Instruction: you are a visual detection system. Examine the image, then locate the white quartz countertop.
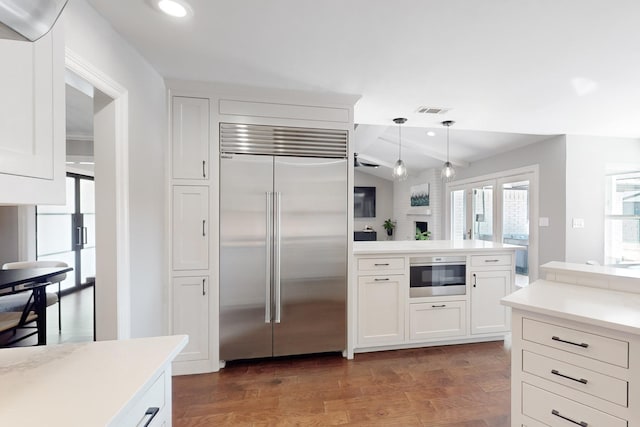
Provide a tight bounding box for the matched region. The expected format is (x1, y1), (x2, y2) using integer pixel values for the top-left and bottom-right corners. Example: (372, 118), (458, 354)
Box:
(353, 239), (524, 255)
(502, 280), (640, 335)
(0, 335), (188, 426)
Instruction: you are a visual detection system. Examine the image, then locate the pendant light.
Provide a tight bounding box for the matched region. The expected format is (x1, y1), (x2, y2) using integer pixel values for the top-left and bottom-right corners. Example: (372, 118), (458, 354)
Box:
(441, 120), (456, 181)
(392, 117), (408, 181)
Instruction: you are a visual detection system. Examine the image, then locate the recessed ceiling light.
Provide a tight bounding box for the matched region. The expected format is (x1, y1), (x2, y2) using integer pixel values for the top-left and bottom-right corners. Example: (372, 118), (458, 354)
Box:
(427, 131), (436, 137)
(157, 0), (192, 18)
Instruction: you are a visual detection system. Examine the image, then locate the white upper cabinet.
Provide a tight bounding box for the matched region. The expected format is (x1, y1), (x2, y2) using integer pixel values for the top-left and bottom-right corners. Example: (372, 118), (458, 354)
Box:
(0, 23), (65, 204)
(172, 96), (210, 180)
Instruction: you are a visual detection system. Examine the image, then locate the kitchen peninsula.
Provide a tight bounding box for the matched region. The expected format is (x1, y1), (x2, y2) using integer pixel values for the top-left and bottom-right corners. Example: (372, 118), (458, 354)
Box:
(350, 239), (523, 357)
(0, 335), (187, 426)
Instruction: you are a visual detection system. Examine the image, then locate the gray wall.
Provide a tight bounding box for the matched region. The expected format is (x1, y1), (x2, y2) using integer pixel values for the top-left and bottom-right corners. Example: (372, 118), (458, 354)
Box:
(0, 206), (18, 266)
(450, 135), (567, 266)
(565, 135), (640, 264)
(354, 170), (393, 240)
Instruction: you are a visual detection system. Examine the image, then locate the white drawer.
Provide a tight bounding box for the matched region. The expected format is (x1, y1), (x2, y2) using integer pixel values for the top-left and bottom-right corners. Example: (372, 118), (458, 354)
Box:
(117, 372), (166, 426)
(470, 254), (511, 267)
(357, 257), (405, 272)
(409, 301), (467, 340)
(523, 351), (628, 407)
(522, 382), (627, 427)
(522, 318), (629, 368)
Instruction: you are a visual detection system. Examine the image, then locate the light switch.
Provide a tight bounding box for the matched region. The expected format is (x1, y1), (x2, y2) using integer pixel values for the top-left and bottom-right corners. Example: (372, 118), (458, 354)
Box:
(539, 217), (549, 227)
(572, 218), (585, 228)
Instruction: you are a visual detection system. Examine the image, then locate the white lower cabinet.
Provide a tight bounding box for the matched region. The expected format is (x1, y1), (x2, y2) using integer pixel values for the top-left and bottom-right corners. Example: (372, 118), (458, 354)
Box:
(357, 274), (406, 346)
(172, 276), (209, 363)
(409, 301), (467, 341)
(470, 269), (511, 334)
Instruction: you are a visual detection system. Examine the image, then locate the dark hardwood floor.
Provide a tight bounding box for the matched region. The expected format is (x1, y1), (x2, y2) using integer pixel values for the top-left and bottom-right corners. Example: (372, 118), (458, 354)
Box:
(173, 341), (511, 426)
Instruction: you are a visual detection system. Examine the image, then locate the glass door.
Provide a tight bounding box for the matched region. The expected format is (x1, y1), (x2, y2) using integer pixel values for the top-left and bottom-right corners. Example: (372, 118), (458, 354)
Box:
(471, 184), (494, 242)
(37, 173), (95, 291)
(499, 179), (530, 286)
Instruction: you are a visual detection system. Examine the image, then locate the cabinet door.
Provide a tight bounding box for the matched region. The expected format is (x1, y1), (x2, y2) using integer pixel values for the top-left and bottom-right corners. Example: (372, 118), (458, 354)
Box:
(357, 275), (405, 346)
(173, 276), (209, 362)
(172, 186), (209, 270)
(410, 301), (467, 341)
(471, 270), (511, 334)
(0, 27), (60, 180)
(172, 96), (210, 180)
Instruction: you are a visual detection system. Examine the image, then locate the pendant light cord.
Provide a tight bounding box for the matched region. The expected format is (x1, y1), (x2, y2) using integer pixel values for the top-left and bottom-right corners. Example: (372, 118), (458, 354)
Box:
(398, 122), (402, 159)
(446, 124), (449, 162)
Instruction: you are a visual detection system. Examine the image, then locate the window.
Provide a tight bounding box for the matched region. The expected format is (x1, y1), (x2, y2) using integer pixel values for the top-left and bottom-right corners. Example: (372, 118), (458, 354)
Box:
(605, 172), (640, 265)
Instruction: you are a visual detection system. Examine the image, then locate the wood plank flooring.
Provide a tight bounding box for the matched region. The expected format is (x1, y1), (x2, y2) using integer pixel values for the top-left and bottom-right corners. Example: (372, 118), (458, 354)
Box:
(173, 341), (511, 426)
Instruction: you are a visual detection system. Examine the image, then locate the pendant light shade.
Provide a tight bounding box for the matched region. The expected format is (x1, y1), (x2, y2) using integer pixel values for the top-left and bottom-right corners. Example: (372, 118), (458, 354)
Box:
(441, 120), (456, 181)
(392, 117), (408, 181)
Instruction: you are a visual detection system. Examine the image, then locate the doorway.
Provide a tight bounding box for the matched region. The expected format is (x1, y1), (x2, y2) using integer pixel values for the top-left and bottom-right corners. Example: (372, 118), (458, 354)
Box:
(446, 167), (539, 284)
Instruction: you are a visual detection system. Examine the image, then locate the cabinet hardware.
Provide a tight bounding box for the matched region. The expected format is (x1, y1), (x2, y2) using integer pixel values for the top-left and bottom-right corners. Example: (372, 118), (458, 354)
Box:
(374, 263), (390, 266)
(551, 409), (588, 427)
(202, 278), (206, 296)
(472, 273), (477, 287)
(551, 369), (588, 384)
(202, 160), (206, 178)
(265, 192), (272, 323)
(274, 192), (282, 324)
(202, 220), (206, 236)
(76, 226), (83, 246)
(82, 227), (88, 245)
(551, 336), (589, 348)
(431, 304), (446, 308)
(484, 259), (499, 263)
(374, 278), (389, 281)
(140, 407), (160, 427)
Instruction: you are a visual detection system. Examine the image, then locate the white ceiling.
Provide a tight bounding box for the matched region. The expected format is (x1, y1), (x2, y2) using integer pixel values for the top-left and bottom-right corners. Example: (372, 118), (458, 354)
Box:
(85, 0), (640, 176)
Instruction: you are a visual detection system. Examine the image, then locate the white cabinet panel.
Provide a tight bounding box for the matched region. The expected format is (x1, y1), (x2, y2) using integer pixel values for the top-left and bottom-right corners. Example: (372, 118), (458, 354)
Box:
(172, 186), (209, 270)
(172, 96), (209, 180)
(357, 275), (406, 346)
(410, 301), (467, 341)
(173, 276), (209, 362)
(471, 269), (511, 334)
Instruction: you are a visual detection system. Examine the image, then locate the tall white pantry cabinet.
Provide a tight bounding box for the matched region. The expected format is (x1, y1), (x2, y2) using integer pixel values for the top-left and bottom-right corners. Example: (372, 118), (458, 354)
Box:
(170, 96), (213, 375)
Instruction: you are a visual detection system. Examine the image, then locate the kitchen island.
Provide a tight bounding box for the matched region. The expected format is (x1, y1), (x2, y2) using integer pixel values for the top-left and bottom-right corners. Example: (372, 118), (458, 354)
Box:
(0, 335), (187, 426)
(502, 262), (640, 426)
(350, 239), (523, 357)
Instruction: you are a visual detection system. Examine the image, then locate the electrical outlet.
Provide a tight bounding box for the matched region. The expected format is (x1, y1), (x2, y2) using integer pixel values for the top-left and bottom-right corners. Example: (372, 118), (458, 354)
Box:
(572, 218), (585, 228)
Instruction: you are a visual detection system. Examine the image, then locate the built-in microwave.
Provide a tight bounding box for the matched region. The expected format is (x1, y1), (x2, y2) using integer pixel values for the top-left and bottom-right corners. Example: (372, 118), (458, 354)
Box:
(409, 256), (467, 298)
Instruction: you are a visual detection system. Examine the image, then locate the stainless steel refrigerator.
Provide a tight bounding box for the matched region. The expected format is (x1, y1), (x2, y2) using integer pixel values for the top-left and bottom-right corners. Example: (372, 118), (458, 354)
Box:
(219, 123), (348, 361)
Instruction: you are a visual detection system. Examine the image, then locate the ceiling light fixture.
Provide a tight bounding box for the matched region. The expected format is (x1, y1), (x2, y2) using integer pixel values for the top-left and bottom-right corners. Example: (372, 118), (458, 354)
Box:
(392, 117), (408, 181)
(441, 120), (456, 182)
(157, 0), (191, 18)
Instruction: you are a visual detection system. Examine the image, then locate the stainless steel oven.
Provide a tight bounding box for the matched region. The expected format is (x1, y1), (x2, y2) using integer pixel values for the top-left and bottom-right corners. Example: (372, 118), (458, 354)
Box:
(409, 256), (466, 297)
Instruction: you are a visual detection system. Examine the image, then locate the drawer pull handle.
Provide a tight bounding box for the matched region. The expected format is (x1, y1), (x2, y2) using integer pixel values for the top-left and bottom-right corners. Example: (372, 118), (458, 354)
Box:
(431, 304), (446, 308)
(551, 369), (588, 384)
(552, 336), (589, 348)
(551, 409), (588, 427)
(374, 263), (390, 266)
(374, 278), (389, 281)
(140, 407), (160, 427)
(484, 259), (500, 262)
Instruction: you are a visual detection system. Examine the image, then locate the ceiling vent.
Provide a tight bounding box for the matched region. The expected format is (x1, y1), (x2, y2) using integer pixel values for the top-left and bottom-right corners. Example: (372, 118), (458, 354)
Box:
(416, 106), (451, 115)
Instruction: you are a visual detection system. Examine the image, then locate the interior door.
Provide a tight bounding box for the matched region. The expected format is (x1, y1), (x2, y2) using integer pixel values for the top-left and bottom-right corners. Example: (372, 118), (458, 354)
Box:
(273, 157), (347, 356)
(219, 154), (274, 360)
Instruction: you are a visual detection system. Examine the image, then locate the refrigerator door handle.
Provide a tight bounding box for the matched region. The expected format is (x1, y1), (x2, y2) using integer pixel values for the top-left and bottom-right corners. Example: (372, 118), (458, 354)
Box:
(265, 192), (272, 323)
(274, 191), (282, 323)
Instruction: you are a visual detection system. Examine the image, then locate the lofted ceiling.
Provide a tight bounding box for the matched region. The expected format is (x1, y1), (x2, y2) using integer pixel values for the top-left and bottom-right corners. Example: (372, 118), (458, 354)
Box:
(85, 0), (640, 177)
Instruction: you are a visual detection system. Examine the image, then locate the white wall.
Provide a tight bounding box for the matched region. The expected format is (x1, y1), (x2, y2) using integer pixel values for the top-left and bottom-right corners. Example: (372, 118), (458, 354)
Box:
(565, 135), (640, 264)
(64, 0), (168, 338)
(451, 135), (567, 266)
(354, 170), (393, 240)
(393, 168), (443, 241)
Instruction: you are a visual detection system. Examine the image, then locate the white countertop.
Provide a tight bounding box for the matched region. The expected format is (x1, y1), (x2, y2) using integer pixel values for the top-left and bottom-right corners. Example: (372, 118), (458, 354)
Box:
(502, 280), (640, 335)
(542, 261), (640, 280)
(353, 239), (524, 255)
(0, 335), (188, 426)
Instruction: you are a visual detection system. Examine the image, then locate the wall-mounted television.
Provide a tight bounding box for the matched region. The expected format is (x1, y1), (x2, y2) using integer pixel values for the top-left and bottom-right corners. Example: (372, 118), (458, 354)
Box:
(354, 186), (376, 218)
